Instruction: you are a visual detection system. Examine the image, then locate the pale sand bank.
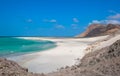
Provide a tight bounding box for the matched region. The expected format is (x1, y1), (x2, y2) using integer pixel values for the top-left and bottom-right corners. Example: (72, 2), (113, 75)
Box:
(7, 36), (108, 73)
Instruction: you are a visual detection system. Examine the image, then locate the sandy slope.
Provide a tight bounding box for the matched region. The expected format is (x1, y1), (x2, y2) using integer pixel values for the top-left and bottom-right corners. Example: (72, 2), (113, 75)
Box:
(92, 34), (120, 51)
(7, 36), (107, 73)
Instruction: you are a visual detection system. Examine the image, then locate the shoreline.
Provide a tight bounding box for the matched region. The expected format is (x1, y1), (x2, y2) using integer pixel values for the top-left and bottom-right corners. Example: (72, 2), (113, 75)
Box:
(6, 36), (108, 73)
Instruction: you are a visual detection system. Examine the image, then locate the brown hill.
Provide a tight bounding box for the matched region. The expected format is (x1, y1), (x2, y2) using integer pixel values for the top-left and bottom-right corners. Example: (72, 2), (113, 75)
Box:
(76, 24), (120, 37)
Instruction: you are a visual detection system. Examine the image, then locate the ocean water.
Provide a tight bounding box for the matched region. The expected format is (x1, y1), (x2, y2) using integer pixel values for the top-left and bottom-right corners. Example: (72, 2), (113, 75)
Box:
(0, 37), (56, 57)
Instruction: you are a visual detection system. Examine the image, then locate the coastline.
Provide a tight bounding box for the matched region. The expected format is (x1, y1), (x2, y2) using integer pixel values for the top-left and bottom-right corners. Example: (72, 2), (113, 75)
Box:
(6, 36), (108, 73)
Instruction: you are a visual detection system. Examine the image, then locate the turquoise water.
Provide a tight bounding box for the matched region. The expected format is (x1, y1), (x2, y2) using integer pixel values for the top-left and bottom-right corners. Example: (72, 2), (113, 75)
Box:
(0, 37), (56, 57)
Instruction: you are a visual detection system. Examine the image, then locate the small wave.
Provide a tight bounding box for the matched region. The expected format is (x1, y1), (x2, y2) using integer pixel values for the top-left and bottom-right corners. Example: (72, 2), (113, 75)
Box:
(0, 37), (56, 57)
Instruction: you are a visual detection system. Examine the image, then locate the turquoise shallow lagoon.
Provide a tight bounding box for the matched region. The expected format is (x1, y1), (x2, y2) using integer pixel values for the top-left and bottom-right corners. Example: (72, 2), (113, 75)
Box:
(0, 37), (56, 57)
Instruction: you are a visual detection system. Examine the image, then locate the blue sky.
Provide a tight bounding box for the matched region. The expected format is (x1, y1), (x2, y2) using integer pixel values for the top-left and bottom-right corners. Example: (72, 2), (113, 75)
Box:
(0, 0), (120, 37)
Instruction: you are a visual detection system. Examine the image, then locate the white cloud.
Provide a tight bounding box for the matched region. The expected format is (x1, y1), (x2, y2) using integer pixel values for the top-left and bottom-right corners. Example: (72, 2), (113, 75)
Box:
(92, 20), (101, 24)
(49, 19), (57, 23)
(73, 18), (79, 23)
(43, 19), (57, 23)
(89, 20), (120, 25)
(55, 25), (65, 29)
(105, 20), (120, 24)
(88, 20), (101, 25)
(89, 11), (120, 25)
(108, 13), (120, 19)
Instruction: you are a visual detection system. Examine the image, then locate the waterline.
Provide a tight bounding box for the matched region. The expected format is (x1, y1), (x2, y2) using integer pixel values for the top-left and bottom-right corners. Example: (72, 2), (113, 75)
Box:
(0, 37), (56, 57)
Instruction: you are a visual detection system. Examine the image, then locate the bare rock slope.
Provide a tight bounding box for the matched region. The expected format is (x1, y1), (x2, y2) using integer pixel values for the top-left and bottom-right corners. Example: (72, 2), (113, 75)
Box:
(76, 24), (120, 37)
(47, 39), (120, 76)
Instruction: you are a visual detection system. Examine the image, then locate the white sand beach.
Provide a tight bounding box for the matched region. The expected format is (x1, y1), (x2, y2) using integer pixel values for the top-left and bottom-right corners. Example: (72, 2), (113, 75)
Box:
(7, 36), (108, 73)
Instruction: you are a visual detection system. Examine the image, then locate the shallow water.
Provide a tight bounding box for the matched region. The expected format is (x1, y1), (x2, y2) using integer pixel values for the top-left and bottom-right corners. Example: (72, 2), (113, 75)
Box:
(0, 37), (56, 57)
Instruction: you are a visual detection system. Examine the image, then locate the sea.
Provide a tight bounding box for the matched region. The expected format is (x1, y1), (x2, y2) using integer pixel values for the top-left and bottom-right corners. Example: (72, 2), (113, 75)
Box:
(0, 37), (56, 57)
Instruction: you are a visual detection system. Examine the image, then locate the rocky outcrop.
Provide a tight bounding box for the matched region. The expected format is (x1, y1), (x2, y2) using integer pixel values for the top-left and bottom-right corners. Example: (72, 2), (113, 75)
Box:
(78, 39), (120, 76)
(0, 58), (44, 76)
(76, 24), (120, 37)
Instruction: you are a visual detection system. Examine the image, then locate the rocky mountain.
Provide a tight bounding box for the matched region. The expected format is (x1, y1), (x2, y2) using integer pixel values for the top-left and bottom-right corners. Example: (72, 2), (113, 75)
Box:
(76, 24), (120, 37)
